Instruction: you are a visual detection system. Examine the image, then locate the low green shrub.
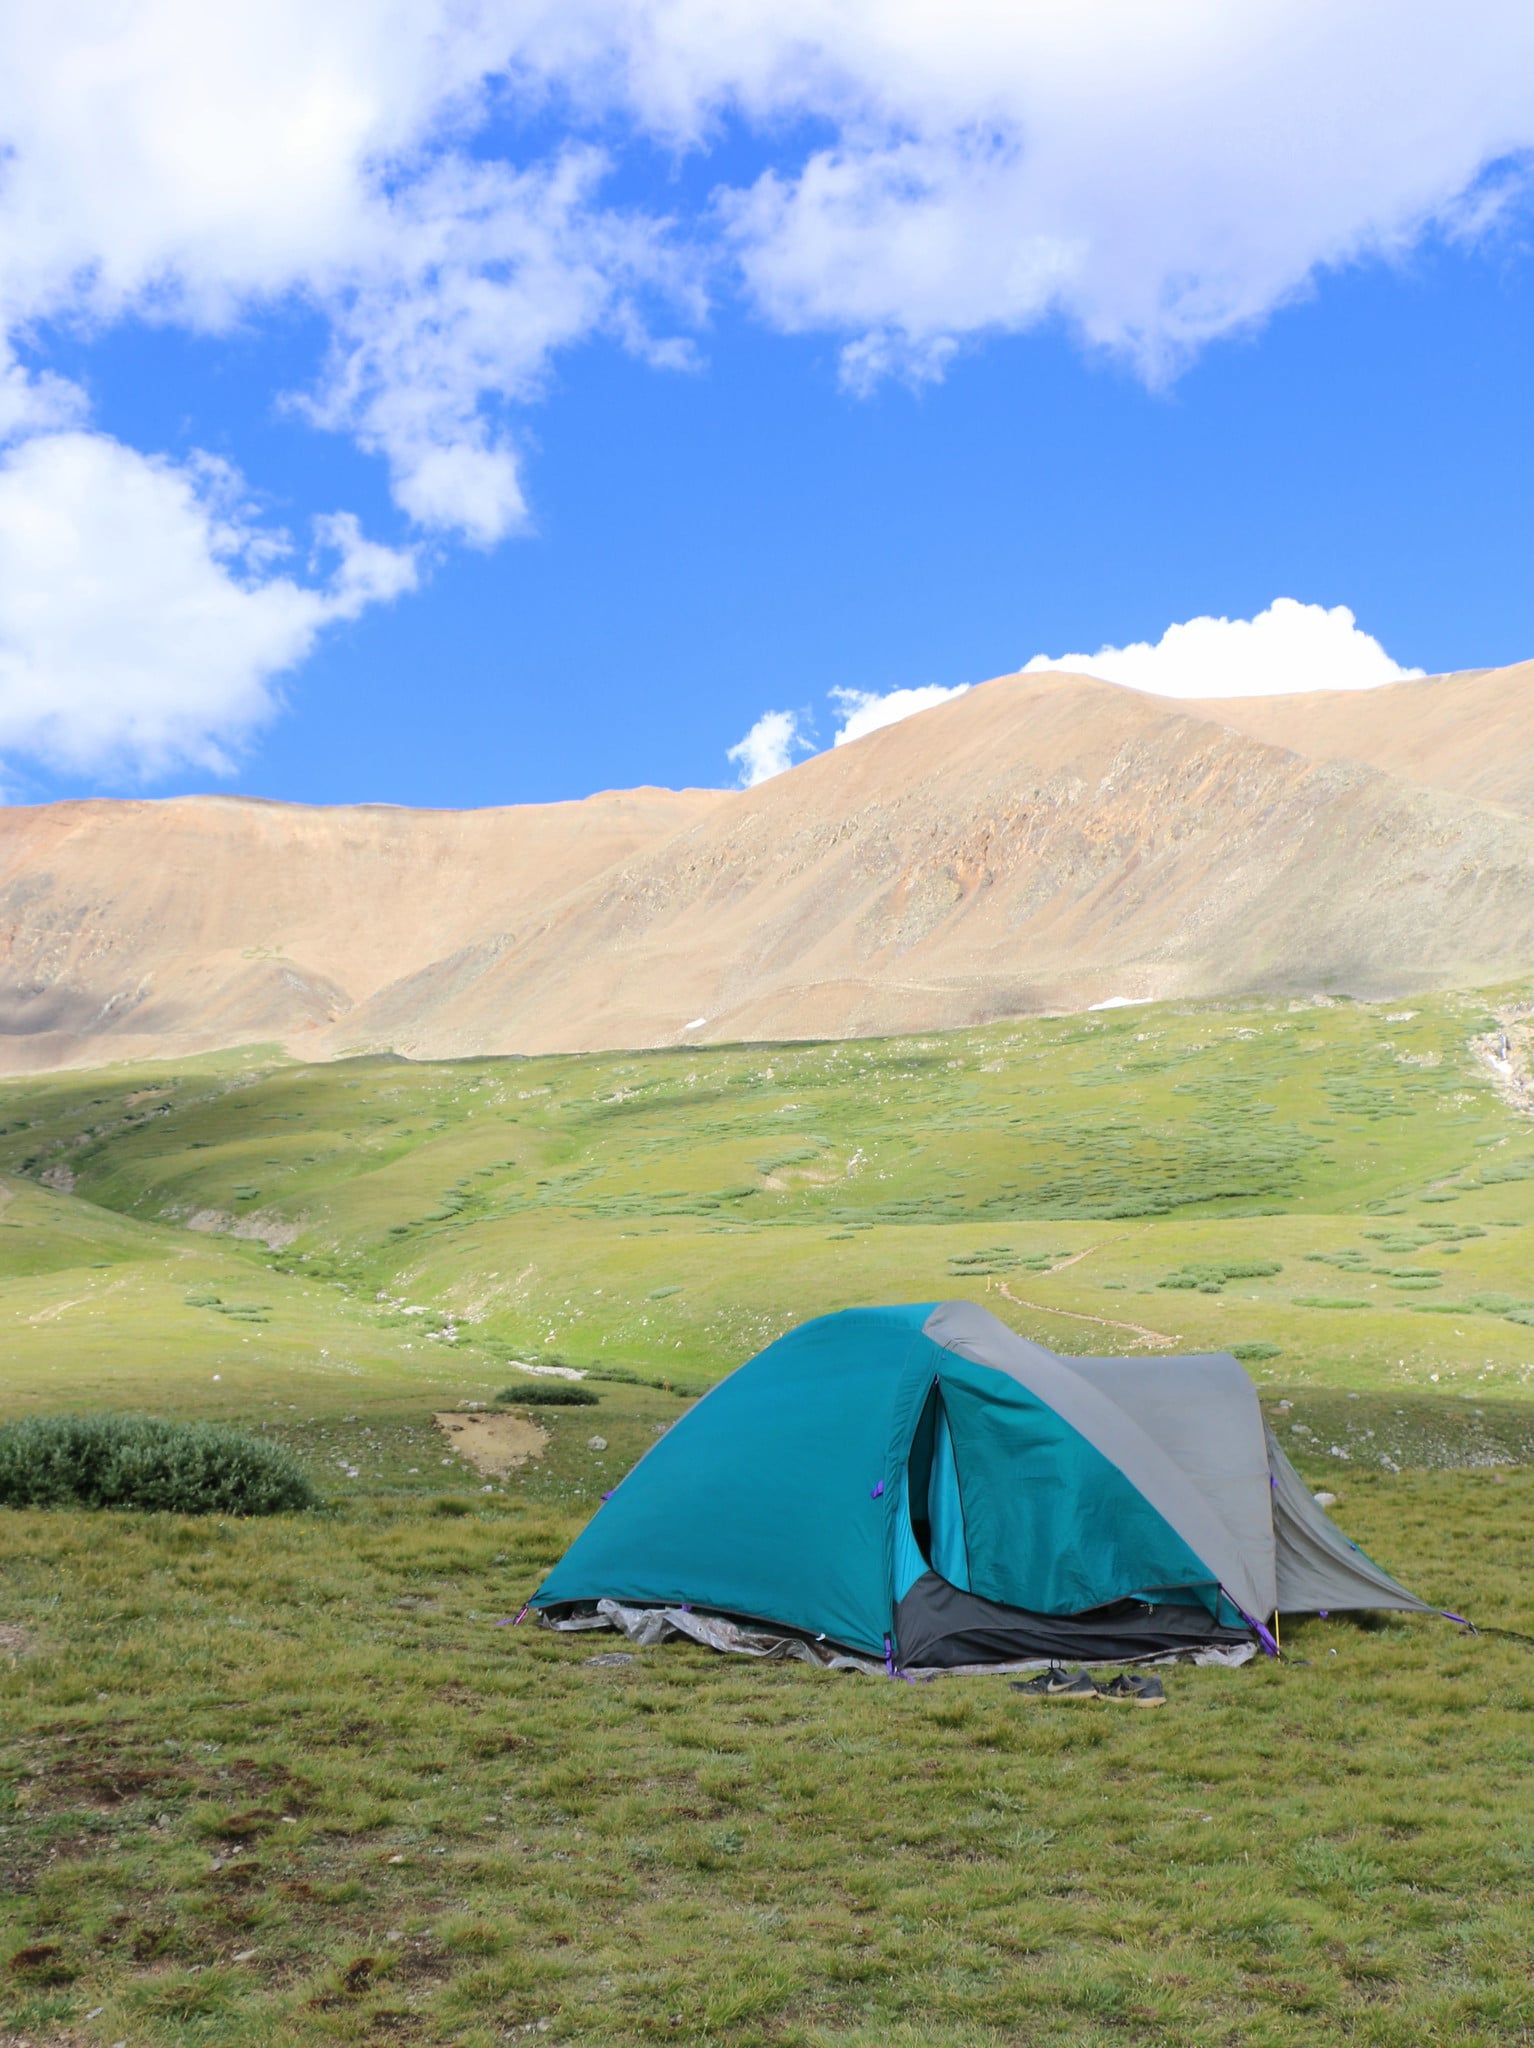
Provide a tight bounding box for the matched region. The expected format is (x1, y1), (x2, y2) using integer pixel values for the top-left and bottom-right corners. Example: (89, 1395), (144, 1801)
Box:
(495, 1382), (599, 1407)
(1231, 1341), (1281, 1363)
(0, 1414), (318, 1515)
(1159, 1259), (1282, 1293)
(585, 1366), (697, 1396)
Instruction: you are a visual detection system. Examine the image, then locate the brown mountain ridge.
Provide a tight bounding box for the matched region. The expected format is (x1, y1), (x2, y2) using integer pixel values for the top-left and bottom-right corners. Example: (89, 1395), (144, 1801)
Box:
(2, 660), (1532, 1074)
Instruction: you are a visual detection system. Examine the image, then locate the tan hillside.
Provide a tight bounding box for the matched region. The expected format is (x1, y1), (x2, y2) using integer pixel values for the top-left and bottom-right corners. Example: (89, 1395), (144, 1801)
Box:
(1200, 661), (1534, 815)
(1, 662), (1531, 1073)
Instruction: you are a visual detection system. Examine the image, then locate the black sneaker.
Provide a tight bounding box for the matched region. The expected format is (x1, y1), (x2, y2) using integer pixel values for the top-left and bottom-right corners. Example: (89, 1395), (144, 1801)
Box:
(1100, 1671), (1166, 1708)
(1010, 1666), (1100, 1702)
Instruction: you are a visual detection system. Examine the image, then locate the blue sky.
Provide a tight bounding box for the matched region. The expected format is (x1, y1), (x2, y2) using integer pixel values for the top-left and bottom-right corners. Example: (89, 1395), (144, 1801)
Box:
(2, 6), (1534, 809)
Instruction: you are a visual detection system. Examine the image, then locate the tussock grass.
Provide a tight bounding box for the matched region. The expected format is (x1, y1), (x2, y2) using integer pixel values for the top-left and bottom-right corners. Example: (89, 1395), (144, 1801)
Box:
(495, 1382), (599, 1407)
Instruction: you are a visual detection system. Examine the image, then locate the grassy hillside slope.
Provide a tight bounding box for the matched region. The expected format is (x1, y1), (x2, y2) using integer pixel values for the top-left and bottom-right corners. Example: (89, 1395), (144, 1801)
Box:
(2, 988), (1533, 2044)
(3, 986), (1533, 1416)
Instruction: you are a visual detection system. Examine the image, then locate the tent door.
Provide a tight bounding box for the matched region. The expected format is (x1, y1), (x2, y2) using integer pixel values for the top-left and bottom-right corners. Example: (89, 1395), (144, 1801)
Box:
(904, 1383), (970, 1592)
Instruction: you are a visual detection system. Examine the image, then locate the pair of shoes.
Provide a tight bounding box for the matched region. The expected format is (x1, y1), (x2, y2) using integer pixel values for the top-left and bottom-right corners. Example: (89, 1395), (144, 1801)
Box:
(1099, 1671), (1166, 1708)
(1009, 1667), (1169, 1707)
(1010, 1665), (1099, 1702)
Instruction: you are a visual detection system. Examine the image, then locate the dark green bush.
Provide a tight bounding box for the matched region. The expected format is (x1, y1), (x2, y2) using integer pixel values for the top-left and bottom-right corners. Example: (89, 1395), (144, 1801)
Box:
(0, 1414), (319, 1515)
(495, 1382), (599, 1407)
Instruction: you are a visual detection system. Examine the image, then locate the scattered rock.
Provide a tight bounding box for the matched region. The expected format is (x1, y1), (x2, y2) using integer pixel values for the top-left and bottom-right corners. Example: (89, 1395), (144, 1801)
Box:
(587, 1435), (608, 1451)
(179, 1205), (301, 1251)
(584, 1652), (635, 1668)
(1313, 1491), (1339, 1508)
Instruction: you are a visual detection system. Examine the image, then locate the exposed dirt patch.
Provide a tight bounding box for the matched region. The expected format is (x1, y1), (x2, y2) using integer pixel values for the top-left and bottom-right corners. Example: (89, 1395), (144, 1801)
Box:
(7, 1941), (76, 1985)
(0, 1623), (32, 1662)
(433, 1411), (546, 1475)
(21, 1744), (170, 1815)
(181, 1205), (301, 1251)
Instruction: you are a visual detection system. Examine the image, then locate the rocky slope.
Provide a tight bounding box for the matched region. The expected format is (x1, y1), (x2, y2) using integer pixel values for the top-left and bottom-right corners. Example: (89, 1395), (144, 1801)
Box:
(2, 662), (1530, 1072)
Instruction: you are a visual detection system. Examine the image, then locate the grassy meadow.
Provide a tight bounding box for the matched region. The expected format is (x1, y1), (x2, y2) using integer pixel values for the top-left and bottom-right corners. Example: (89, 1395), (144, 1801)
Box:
(3, 986), (1534, 2044)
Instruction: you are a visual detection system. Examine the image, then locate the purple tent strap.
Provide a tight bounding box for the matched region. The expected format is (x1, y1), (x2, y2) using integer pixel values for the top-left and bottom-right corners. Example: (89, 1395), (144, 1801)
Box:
(1229, 1594), (1280, 1658)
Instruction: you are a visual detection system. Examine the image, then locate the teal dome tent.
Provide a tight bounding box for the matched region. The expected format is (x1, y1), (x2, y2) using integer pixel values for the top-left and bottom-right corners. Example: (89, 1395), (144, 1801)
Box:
(532, 1302), (1432, 1668)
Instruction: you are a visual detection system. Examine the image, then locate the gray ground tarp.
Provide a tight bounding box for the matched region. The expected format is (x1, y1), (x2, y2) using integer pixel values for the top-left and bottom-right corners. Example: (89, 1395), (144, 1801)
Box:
(546, 1599), (1258, 1678)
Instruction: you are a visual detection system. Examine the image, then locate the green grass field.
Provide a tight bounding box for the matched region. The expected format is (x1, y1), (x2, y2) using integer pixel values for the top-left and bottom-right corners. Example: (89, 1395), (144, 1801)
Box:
(3, 987), (1534, 2044)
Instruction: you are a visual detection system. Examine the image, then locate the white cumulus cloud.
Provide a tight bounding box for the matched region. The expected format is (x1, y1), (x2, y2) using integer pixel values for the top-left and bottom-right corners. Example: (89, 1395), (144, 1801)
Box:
(831, 682), (971, 745)
(0, 7), (699, 548)
(3, 4), (1534, 510)
(0, 3), (1528, 786)
(1021, 598), (1424, 700)
(727, 708), (811, 787)
(0, 432), (415, 781)
(690, 1), (1534, 383)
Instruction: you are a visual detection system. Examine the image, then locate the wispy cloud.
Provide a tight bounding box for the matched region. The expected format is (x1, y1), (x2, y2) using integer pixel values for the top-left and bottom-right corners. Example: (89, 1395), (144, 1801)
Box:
(727, 709), (812, 787)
